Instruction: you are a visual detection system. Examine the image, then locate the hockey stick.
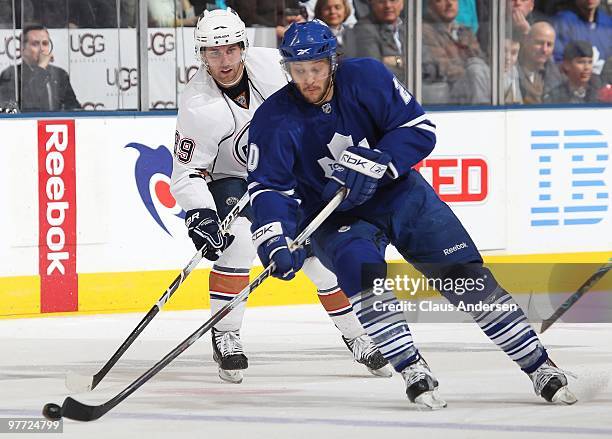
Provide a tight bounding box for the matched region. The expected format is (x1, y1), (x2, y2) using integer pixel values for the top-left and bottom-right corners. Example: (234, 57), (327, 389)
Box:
(51, 189), (346, 422)
(65, 193), (250, 393)
(540, 259), (612, 333)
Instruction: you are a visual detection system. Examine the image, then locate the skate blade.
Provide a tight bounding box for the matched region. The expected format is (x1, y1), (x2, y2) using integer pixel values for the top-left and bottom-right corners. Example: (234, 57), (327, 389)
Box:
(413, 391), (447, 410)
(551, 386), (578, 405)
(218, 368), (243, 384)
(367, 364), (393, 378)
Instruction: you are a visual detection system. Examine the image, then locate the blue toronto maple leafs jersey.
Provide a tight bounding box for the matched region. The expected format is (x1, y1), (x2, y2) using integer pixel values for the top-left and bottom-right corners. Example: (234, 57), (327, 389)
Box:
(247, 57), (437, 236)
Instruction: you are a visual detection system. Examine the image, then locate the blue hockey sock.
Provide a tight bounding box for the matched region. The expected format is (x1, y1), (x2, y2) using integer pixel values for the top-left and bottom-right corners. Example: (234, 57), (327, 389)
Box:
(471, 287), (548, 374)
(350, 288), (420, 372)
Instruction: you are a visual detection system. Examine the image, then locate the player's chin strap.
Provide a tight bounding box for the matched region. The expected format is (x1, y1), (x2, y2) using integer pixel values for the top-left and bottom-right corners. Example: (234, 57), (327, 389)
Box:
(313, 75), (335, 107)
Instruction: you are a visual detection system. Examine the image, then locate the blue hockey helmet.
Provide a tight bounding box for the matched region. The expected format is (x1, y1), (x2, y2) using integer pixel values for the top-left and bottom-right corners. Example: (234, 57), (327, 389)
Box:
(279, 19), (337, 64)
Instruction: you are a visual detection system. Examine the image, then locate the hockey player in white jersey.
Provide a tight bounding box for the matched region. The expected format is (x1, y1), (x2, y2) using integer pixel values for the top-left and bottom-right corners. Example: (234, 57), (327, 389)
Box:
(170, 8), (390, 384)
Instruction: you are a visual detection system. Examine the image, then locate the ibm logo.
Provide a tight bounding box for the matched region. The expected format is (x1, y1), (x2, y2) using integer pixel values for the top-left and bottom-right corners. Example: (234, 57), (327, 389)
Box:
(530, 129), (609, 227)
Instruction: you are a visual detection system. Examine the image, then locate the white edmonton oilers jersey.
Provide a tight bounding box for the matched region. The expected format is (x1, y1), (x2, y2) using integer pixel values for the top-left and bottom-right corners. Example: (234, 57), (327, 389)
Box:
(170, 47), (286, 212)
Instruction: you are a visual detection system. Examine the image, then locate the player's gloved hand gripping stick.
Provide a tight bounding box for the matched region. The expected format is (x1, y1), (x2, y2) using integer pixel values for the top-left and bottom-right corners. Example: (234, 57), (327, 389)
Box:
(45, 188), (347, 422)
(64, 193), (250, 393)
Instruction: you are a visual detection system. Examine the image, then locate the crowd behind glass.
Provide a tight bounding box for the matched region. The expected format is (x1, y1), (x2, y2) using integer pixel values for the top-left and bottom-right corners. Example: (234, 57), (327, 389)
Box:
(0, 0), (610, 112)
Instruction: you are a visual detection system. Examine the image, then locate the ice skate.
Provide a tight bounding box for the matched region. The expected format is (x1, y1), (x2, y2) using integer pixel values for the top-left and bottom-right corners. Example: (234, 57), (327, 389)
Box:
(343, 335), (393, 377)
(212, 328), (248, 384)
(401, 357), (446, 410)
(529, 359), (577, 404)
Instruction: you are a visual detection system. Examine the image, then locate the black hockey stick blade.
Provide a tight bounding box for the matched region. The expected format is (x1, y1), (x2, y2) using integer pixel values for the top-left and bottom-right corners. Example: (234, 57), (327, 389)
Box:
(61, 397), (110, 422)
(540, 259), (612, 333)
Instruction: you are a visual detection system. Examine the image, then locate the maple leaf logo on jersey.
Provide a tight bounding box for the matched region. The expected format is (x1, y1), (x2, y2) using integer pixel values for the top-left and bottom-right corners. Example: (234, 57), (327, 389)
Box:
(318, 132), (371, 178)
(126, 142), (186, 236)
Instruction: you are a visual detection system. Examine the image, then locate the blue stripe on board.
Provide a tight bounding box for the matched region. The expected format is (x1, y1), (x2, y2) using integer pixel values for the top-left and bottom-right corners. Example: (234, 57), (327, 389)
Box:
(564, 218), (603, 225)
(564, 142), (607, 149)
(531, 207), (559, 213)
(531, 220), (559, 226)
(572, 168), (605, 174)
(539, 156), (551, 162)
(531, 143), (559, 149)
(596, 155), (609, 161)
(572, 155), (584, 161)
(597, 193), (609, 199)
(573, 180), (605, 187)
(531, 130), (559, 137)
(564, 206), (608, 213)
(539, 194), (551, 201)
(564, 130), (601, 136)
(539, 182), (551, 188)
(539, 169), (551, 175)
(572, 194), (584, 200)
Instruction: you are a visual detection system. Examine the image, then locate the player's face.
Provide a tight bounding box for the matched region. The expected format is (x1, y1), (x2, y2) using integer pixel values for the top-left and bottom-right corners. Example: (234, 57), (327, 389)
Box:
(203, 43), (244, 85)
(22, 29), (51, 65)
(563, 56), (593, 86)
(288, 59), (332, 104)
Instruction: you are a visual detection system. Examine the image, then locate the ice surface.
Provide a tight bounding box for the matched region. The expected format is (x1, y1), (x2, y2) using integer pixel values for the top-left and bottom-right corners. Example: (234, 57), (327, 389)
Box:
(1, 305), (611, 438)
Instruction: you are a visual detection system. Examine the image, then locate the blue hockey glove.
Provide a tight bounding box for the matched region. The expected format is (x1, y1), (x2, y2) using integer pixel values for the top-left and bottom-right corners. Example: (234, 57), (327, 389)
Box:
(185, 208), (235, 261)
(252, 222), (306, 281)
(322, 146), (392, 211)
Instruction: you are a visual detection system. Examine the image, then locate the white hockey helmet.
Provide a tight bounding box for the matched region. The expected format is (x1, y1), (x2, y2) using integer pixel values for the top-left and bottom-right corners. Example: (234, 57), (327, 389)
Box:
(194, 7), (248, 60)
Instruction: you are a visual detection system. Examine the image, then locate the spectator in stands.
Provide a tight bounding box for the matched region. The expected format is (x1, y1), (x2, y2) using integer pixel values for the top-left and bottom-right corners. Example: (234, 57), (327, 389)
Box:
(68, 0), (117, 28)
(303, 0), (357, 27)
(420, 0), (491, 104)
(504, 36), (523, 103)
(510, 0), (550, 39)
(0, 25), (81, 112)
(343, 0), (406, 78)
(545, 39), (603, 103)
(517, 21), (563, 103)
(314, 0), (353, 49)
(552, 0), (612, 74)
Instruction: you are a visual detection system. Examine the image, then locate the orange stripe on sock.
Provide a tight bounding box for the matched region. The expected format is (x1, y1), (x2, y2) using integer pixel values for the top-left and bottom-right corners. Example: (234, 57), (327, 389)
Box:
(209, 271), (249, 295)
(317, 289), (351, 313)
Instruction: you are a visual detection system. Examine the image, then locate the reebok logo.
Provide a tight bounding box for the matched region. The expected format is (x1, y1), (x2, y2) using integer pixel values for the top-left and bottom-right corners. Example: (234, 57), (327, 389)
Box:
(253, 224), (273, 241)
(443, 242), (467, 256)
(341, 155), (367, 168)
(38, 120), (78, 312)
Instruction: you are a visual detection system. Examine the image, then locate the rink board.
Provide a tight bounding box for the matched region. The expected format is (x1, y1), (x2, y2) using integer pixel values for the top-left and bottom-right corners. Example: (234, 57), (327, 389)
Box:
(0, 107), (610, 317)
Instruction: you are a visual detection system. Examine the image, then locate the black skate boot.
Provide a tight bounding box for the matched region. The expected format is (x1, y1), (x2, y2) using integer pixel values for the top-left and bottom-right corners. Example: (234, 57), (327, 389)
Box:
(401, 357), (446, 410)
(343, 335), (393, 377)
(212, 328), (248, 384)
(529, 359), (577, 404)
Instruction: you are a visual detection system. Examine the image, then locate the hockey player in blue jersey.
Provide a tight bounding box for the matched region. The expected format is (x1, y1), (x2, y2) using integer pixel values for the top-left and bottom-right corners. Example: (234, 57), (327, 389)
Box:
(247, 19), (578, 409)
